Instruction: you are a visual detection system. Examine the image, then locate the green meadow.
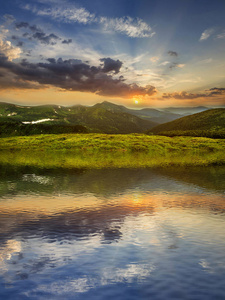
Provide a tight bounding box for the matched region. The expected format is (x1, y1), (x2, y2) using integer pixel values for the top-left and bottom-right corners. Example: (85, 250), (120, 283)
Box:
(0, 133), (225, 169)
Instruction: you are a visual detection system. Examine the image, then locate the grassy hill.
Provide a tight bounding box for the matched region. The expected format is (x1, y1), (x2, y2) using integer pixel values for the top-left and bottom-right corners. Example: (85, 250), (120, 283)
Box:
(150, 108), (225, 138)
(0, 119), (88, 137)
(0, 102), (79, 123)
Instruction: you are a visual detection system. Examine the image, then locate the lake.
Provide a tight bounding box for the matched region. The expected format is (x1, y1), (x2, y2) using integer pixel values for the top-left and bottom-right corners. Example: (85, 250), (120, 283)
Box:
(0, 166), (225, 300)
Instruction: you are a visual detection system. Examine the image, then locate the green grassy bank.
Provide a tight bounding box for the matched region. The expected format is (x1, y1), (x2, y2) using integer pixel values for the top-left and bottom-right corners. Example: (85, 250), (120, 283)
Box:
(0, 133), (225, 169)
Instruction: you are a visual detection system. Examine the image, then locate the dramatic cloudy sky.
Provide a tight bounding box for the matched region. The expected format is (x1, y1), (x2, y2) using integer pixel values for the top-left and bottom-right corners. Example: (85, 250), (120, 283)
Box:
(0, 0), (225, 107)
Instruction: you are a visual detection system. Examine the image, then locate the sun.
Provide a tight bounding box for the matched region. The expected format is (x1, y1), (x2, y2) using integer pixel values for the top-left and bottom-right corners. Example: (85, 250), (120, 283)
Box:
(133, 96), (140, 105)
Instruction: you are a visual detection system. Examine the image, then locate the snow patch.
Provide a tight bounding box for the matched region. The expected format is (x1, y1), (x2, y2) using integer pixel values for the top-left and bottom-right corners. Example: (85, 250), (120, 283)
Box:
(7, 112), (17, 116)
(22, 119), (54, 124)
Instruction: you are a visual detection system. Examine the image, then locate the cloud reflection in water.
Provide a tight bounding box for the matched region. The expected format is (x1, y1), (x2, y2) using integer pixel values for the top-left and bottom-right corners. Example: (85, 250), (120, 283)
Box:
(0, 167), (225, 299)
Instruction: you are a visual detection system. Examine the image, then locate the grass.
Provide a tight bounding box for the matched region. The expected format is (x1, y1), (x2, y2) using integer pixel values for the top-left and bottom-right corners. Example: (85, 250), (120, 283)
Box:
(151, 130), (225, 139)
(0, 133), (225, 169)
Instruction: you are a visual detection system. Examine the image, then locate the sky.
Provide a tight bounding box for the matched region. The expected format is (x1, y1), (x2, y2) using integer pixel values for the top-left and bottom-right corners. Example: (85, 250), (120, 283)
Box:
(0, 0), (225, 108)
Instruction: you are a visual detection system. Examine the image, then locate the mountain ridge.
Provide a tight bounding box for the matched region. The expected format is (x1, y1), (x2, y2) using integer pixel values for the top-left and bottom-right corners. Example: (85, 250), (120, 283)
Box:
(0, 101), (157, 135)
(1, 101), (224, 137)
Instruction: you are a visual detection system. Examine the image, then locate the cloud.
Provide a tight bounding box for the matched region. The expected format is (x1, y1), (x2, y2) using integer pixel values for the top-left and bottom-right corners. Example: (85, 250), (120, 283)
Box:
(0, 24), (9, 40)
(32, 32), (60, 45)
(199, 28), (214, 41)
(163, 91), (206, 99)
(42, 7), (96, 24)
(216, 31), (225, 39)
(168, 51), (178, 57)
(0, 68), (42, 90)
(15, 21), (62, 45)
(199, 58), (212, 64)
(15, 21), (30, 29)
(208, 87), (225, 91)
(26, 4), (96, 24)
(99, 16), (155, 38)
(62, 39), (72, 44)
(207, 87), (225, 95)
(0, 39), (21, 61)
(23, 3), (155, 38)
(160, 61), (170, 66)
(100, 57), (122, 74)
(17, 41), (24, 47)
(150, 56), (159, 62)
(3, 14), (16, 25)
(29, 25), (43, 32)
(169, 63), (185, 70)
(11, 35), (19, 40)
(163, 87), (225, 99)
(0, 55), (156, 98)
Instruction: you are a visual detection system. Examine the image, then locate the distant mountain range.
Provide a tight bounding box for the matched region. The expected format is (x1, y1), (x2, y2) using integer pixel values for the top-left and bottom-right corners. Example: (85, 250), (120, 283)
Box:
(161, 106), (209, 115)
(91, 101), (183, 123)
(0, 101), (223, 136)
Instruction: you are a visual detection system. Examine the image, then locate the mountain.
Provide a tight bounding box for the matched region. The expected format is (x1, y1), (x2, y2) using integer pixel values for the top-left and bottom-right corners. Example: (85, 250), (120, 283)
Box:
(150, 108), (225, 138)
(94, 101), (182, 123)
(161, 106), (209, 115)
(65, 103), (157, 133)
(1, 101), (223, 137)
(0, 101), (212, 129)
(0, 102), (157, 135)
(130, 108), (181, 123)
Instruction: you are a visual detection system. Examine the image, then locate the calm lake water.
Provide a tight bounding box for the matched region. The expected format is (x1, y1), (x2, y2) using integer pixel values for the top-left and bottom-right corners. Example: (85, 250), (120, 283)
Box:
(0, 166), (225, 300)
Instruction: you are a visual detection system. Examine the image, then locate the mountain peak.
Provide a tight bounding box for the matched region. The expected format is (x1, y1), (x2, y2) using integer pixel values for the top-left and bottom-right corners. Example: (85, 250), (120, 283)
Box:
(99, 101), (121, 107)
(93, 101), (126, 111)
